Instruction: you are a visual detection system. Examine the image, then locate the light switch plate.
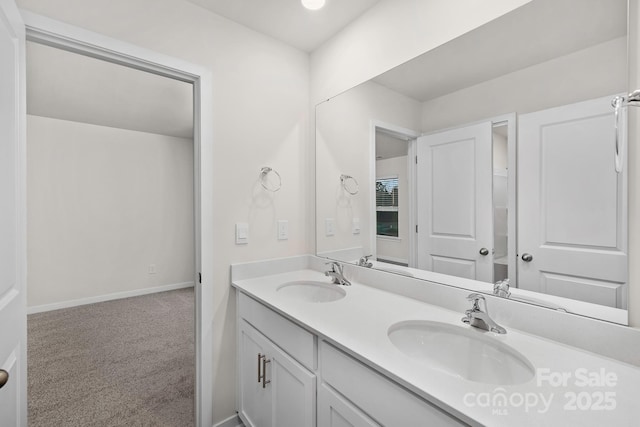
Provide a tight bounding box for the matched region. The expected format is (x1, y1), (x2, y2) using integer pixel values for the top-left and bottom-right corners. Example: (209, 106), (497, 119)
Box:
(236, 223), (249, 244)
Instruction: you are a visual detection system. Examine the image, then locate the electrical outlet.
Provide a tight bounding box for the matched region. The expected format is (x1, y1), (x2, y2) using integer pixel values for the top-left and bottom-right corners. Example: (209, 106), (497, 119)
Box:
(325, 218), (335, 236)
(277, 220), (289, 240)
(148, 264), (157, 274)
(352, 218), (361, 235)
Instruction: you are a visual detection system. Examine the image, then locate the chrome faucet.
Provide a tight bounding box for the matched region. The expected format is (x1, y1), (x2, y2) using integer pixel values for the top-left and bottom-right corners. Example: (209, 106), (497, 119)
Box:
(325, 262), (351, 286)
(357, 255), (373, 268)
(462, 293), (506, 334)
(493, 278), (511, 298)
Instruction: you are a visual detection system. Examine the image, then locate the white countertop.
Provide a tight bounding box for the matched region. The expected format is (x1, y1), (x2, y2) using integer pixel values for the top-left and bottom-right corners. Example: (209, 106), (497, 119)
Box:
(232, 268), (640, 427)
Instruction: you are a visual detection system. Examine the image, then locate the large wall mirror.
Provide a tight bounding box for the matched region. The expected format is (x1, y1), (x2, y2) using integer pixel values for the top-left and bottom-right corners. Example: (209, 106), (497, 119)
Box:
(316, 0), (630, 324)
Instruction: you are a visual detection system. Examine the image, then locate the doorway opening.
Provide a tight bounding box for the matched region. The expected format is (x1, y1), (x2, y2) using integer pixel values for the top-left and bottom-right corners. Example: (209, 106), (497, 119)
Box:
(25, 40), (197, 425)
(370, 121), (420, 269)
(21, 11), (215, 425)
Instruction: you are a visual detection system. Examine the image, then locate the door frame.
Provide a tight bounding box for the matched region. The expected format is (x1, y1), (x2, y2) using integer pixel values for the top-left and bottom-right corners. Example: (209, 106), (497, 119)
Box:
(491, 113), (517, 285)
(21, 11), (215, 427)
(369, 120), (420, 266)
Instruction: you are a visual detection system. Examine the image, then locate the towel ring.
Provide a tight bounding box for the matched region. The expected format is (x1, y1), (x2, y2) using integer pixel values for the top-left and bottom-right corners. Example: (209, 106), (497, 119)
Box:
(260, 167), (282, 192)
(340, 174), (359, 195)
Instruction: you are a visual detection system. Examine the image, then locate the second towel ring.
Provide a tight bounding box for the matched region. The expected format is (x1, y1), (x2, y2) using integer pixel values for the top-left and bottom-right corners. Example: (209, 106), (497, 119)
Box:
(260, 167), (282, 192)
(340, 174), (359, 195)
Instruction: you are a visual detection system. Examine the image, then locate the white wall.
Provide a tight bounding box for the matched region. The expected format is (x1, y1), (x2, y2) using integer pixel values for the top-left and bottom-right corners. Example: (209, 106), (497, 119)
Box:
(27, 115), (194, 308)
(420, 37), (627, 132)
(310, 0), (531, 103)
(316, 81), (421, 260)
(375, 156), (409, 264)
(18, 0), (310, 422)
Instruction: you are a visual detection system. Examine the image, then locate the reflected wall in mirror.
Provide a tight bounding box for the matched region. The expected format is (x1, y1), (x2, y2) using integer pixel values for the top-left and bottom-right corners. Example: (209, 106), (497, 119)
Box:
(316, 0), (630, 323)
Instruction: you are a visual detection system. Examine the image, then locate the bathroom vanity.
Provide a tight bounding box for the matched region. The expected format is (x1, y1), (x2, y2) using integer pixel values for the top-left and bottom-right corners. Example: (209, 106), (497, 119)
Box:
(232, 257), (640, 427)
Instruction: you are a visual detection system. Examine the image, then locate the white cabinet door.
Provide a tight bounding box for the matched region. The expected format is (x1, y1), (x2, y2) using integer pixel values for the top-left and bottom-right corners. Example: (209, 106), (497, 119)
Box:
(270, 339), (316, 427)
(518, 96), (627, 308)
(318, 384), (379, 427)
(417, 121), (494, 282)
(238, 320), (316, 427)
(0, 0), (26, 425)
(239, 320), (272, 427)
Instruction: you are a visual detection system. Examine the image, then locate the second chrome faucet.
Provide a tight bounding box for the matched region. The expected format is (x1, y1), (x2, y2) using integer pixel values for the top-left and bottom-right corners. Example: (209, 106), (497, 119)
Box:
(462, 293), (506, 334)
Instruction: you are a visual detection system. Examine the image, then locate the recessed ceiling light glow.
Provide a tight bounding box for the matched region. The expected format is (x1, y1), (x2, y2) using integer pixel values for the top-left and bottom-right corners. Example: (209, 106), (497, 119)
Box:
(301, 0), (326, 11)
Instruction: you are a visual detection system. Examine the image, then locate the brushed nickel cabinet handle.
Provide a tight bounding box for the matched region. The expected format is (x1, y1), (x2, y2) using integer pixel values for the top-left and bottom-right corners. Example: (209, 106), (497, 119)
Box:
(257, 353), (264, 383)
(261, 357), (271, 389)
(0, 369), (8, 389)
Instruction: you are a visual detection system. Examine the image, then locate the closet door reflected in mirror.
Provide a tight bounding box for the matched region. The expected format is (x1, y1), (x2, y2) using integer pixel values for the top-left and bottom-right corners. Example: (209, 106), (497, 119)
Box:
(517, 96), (627, 309)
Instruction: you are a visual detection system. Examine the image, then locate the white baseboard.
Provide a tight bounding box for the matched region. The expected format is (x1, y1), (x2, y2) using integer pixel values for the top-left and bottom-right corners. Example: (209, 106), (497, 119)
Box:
(213, 414), (243, 427)
(27, 281), (194, 314)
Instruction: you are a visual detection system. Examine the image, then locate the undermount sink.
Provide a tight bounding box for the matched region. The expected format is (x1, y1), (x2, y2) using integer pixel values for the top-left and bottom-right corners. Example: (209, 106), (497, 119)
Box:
(388, 320), (534, 385)
(276, 281), (346, 303)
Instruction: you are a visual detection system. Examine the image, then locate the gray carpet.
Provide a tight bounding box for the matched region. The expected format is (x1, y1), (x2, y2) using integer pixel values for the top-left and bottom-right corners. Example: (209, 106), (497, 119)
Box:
(28, 288), (195, 427)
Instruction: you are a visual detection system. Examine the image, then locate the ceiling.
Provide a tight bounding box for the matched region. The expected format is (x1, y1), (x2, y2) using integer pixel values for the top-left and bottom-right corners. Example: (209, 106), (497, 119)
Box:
(376, 130), (409, 160)
(373, 0), (627, 102)
(27, 0), (625, 138)
(26, 0), (382, 136)
(27, 42), (194, 139)
(186, 0), (381, 52)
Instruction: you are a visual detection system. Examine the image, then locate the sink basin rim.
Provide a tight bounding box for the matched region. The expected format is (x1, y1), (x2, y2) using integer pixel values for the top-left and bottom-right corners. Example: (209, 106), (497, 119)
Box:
(276, 280), (346, 303)
(387, 320), (535, 385)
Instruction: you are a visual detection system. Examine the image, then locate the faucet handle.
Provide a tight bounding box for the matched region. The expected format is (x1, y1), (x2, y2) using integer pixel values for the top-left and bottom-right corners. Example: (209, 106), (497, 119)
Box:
(358, 255), (373, 267)
(467, 293), (486, 311)
(493, 279), (511, 298)
(325, 261), (342, 273)
(467, 293), (485, 302)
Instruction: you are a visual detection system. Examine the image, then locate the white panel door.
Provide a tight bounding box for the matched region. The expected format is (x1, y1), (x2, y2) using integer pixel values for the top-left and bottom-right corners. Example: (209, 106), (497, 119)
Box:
(0, 1), (25, 425)
(518, 95), (627, 308)
(417, 121), (494, 282)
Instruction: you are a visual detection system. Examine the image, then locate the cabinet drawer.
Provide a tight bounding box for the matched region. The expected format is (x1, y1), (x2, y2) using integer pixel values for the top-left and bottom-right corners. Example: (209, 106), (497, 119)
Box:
(239, 292), (315, 370)
(320, 341), (468, 427)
